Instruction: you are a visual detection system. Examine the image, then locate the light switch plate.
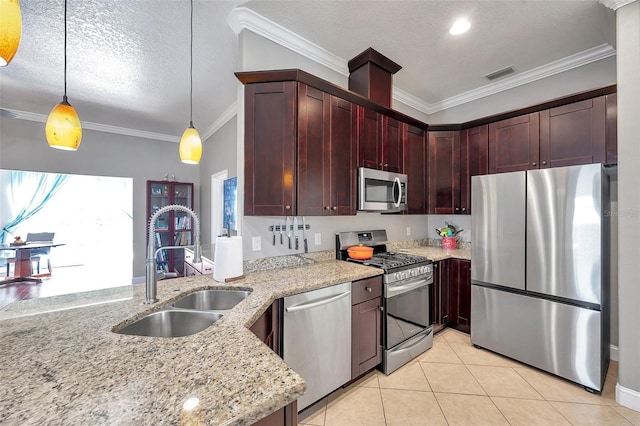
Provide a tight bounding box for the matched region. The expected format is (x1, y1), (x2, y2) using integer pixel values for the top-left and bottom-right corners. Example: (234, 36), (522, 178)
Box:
(314, 233), (321, 245)
(406, 226), (412, 236)
(252, 236), (261, 252)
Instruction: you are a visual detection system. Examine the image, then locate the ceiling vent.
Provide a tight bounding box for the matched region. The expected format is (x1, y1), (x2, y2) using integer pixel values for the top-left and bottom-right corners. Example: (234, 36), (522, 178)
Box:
(484, 66), (515, 81)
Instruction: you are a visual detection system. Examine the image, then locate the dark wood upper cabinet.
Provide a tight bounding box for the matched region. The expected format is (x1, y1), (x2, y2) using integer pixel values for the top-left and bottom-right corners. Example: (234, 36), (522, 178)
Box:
(382, 117), (403, 173)
(329, 96), (359, 215)
(244, 82), (297, 216)
(244, 80), (358, 216)
(460, 125), (489, 214)
(539, 96), (606, 168)
(403, 124), (427, 214)
(297, 85), (358, 216)
(488, 113), (540, 174)
(297, 84), (330, 216)
(427, 130), (460, 214)
(357, 107), (383, 171)
(357, 107), (403, 173)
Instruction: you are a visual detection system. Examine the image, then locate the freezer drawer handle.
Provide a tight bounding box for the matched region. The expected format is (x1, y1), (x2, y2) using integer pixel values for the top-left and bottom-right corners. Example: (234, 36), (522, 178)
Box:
(285, 291), (351, 312)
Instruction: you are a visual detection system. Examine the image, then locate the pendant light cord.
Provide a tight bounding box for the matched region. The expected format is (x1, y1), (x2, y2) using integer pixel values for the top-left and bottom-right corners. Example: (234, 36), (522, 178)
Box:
(64, 0), (68, 99)
(189, 0), (193, 126)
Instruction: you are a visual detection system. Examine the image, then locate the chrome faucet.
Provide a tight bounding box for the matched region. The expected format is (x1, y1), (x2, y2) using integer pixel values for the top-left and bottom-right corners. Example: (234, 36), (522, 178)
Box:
(145, 204), (201, 304)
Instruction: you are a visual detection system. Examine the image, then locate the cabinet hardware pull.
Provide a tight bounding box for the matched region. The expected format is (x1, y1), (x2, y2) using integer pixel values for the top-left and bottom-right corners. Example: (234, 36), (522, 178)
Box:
(332, 206), (337, 211)
(532, 162), (537, 166)
(325, 206), (331, 210)
(365, 287), (372, 292)
(455, 207), (459, 212)
(542, 161), (547, 165)
(462, 207), (466, 212)
(285, 205), (291, 210)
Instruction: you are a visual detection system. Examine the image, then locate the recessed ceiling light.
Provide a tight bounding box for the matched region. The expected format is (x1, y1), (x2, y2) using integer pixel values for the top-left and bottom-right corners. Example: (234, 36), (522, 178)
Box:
(449, 19), (471, 36)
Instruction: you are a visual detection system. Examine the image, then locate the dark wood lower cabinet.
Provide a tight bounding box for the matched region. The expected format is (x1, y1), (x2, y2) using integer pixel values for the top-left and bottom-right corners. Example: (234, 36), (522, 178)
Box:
(449, 259), (472, 334)
(351, 276), (383, 379)
(249, 300), (298, 426)
(431, 260), (450, 333)
(431, 259), (472, 334)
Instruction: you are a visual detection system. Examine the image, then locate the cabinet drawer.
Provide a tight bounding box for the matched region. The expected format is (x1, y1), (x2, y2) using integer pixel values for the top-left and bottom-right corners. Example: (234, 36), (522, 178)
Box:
(352, 276), (382, 305)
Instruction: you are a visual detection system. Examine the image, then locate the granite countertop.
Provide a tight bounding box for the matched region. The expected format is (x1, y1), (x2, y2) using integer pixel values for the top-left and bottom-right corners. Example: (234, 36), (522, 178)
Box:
(0, 246), (469, 425)
(401, 246), (471, 262)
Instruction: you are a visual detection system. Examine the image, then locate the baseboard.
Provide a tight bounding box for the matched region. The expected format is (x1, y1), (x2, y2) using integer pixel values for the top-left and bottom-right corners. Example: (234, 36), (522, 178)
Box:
(616, 383), (640, 412)
(610, 344), (619, 361)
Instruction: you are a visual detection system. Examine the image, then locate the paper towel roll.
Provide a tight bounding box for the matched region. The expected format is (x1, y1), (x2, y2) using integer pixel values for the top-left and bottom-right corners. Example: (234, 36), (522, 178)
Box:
(213, 236), (243, 282)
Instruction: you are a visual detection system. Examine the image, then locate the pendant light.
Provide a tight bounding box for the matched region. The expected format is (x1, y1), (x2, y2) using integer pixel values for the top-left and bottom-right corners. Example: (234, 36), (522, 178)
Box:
(45, 0), (82, 151)
(0, 0), (22, 66)
(179, 0), (202, 164)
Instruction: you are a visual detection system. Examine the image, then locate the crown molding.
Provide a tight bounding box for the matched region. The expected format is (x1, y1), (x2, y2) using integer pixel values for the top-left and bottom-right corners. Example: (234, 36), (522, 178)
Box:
(599, 0), (637, 10)
(4, 109), (181, 142)
(4, 103), (239, 144)
(201, 101), (237, 142)
(227, 7), (348, 76)
(398, 43), (616, 115)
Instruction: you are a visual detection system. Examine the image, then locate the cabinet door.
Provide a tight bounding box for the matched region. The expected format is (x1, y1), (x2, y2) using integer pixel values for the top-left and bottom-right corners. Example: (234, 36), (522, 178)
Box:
(329, 96), (358, 215)
(382, 117), (403, 173)
(428, 131), (460, 214)
(449, 259), (471, 334)
(431, 260), (450, 331)
(244, 82), (296, 215)
(403, 124), (427, 214)
(460, 125), (488, 215)
(489, 113), (540, 173)
(539, 97), (606, 168)
(249, 300), (281, 356)
(351, 297), (382, 379)
(358, 107), (383, 170)
(297, 84), (331, 216)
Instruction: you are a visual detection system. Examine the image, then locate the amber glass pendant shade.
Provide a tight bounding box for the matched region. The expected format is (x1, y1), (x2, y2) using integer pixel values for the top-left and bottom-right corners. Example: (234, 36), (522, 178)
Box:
(179, 122), (202, 164)
(0, 0), (22, 66)
(45, 96), (82, 151)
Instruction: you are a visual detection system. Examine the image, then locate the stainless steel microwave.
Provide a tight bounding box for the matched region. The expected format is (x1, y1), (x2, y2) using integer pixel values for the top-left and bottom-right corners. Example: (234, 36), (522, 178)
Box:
(357, 167), (407, 212)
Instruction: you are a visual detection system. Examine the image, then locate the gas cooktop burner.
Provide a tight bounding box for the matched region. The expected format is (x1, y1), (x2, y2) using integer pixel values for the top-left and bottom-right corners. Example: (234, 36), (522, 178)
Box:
(349, 252), (431, 271)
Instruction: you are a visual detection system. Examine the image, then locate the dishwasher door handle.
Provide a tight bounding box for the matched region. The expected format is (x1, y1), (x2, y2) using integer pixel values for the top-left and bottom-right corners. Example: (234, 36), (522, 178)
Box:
(285, 291), (351, 312)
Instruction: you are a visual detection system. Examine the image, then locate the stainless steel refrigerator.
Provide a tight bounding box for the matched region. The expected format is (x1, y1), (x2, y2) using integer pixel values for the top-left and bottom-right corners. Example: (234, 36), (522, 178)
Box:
(471, 163), (610, 392)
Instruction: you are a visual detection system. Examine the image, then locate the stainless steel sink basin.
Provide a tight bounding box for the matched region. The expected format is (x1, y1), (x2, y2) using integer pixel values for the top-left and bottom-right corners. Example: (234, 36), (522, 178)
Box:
(172, 289), (252, 311)
(115, 309), (222, 337)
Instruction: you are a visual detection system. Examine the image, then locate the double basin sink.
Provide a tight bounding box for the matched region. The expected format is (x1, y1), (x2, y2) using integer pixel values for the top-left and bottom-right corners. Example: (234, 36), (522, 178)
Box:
(115, 289), (252, 338)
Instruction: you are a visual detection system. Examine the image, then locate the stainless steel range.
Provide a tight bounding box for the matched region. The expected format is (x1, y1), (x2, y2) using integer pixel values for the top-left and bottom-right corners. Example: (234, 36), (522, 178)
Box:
(336, 230), (433, 374)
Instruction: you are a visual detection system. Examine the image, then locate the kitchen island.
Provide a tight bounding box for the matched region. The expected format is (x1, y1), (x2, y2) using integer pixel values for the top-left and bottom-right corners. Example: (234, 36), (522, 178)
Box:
(0, 259), (382, 425)
(0, 246), (469, 425)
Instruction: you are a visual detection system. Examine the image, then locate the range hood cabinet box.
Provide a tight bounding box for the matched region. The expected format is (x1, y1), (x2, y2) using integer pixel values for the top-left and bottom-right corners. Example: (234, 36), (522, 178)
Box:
(348, 48), (402, 109)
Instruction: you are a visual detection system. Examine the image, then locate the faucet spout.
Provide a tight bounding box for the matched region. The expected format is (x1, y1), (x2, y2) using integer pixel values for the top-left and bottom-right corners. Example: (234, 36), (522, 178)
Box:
(145, 204), (201, 304)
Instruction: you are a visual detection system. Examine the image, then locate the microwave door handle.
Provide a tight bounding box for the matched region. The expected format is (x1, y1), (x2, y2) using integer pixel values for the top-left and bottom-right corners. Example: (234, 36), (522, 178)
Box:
(393, 177), (402, 208)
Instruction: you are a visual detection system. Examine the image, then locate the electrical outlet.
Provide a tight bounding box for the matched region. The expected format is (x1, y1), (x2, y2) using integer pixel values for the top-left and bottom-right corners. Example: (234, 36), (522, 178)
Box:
(252, 236), (261, 252)
(314, 233), (322, 245)
(406, 226), (412, 236)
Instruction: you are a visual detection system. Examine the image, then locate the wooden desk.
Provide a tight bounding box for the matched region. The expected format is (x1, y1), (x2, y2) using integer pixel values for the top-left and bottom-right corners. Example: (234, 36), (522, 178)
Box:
(0, 242), (65, 284)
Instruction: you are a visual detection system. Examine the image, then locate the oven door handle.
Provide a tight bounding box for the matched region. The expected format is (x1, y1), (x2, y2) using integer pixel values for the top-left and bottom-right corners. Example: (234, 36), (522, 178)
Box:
(386, 277), (431, 298)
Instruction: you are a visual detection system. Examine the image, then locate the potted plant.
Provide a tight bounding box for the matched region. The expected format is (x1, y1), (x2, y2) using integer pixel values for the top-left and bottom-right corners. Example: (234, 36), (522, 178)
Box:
(434, 222), (463, 249)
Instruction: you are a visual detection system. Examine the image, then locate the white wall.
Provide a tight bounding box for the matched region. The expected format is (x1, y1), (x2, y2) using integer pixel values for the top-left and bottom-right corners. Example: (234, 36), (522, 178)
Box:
(0, 118), (200, 278)
(613, 0), (640, 412)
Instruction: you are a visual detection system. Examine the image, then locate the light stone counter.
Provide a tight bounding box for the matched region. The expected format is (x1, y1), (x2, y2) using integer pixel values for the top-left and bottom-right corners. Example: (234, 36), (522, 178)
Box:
(399, 246), (471, 262)
(0, 259), (382, 426)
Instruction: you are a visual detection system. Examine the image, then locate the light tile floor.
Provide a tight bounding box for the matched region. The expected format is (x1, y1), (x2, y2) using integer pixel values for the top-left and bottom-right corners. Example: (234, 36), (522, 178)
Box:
(298, 328), (640, 426)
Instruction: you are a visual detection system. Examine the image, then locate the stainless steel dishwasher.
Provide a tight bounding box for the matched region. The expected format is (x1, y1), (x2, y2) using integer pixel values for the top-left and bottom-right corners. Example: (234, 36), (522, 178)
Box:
(283, 282), (351, 411)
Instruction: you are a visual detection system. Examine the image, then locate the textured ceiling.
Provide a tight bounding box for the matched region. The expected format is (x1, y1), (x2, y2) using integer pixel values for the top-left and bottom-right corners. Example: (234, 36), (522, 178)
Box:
(0, 0), (615, 141)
